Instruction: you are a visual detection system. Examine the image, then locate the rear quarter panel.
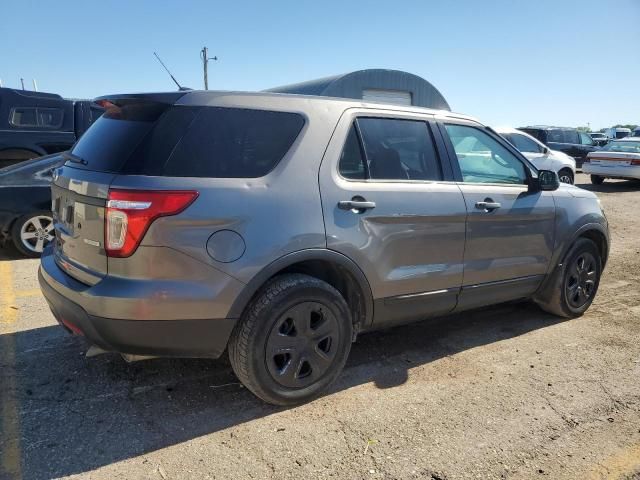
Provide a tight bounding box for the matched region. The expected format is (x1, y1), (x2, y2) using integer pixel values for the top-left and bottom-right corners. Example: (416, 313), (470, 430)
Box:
(112, 94), (348, 284)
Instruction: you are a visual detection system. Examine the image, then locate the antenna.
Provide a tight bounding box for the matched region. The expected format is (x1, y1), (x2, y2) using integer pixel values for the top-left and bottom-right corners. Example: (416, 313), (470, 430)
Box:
(32, 79), (38, 91)
(153, 52), (184, 90)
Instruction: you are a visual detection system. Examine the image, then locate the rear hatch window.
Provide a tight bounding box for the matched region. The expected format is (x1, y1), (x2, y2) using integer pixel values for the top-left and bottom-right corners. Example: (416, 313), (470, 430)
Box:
(69, 102), (305, 178)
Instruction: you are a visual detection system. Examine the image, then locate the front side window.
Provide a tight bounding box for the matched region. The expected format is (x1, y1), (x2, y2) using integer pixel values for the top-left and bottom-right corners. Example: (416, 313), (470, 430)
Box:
(579, 132), (594, 145)
(445, 124), (527, 185)
(507, 133), (543, 153)
(37, 108), (64, 129)
(354, 118), (442, 181)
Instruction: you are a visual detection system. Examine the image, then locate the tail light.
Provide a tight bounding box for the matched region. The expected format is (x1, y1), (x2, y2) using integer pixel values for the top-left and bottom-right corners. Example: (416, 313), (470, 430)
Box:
(631, 159), (640, 166)
(105, 189), (198, 257)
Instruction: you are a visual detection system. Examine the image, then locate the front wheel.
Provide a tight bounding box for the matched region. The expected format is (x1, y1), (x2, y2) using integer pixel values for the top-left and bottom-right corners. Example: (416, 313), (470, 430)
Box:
(228, 274), (353, 405)
(558, 168), (574, 184)
(537, 238), (602, 318)
(591, 175), (605, 185)
(11, 212), (54, 257)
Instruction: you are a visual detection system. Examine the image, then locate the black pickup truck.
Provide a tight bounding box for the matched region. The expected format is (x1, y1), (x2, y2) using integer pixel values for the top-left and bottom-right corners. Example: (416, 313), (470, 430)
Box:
(0, 87), (103, 169)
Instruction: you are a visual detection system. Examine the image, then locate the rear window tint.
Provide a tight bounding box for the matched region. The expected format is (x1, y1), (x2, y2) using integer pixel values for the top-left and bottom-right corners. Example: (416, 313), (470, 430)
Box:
(160, 107), (304, 178)
(71, 104), (304, 178)
(70, 101), (168, 172)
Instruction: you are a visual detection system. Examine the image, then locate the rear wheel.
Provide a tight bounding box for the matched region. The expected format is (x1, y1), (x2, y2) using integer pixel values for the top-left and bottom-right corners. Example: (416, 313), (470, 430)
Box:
(591, 175), (605, 185)
(558, 168), (574, 184)
(228, 274), (353, 405)
(537, 238), (602, 318)
(11, 212), (54, 257)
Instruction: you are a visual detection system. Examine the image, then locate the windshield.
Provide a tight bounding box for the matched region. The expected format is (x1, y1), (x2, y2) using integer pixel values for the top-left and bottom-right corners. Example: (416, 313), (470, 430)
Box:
(602, 141), (640, 153)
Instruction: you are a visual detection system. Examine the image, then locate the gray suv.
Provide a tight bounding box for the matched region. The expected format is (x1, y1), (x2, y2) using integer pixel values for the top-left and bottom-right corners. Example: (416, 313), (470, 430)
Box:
(39, 91), (609, 405)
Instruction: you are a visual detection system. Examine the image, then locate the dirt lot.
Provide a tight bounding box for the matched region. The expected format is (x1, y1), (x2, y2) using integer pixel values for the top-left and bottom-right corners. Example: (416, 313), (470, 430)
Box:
(1, 173), (639, 480)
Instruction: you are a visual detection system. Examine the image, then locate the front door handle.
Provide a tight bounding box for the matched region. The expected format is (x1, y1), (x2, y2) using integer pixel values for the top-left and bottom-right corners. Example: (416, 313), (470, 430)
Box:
(338, 199), (376, 212)
(475, 199), (501, 211)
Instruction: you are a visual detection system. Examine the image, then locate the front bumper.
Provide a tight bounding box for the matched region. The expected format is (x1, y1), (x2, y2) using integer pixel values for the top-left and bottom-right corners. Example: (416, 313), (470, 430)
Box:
(38, 247), (239, 358)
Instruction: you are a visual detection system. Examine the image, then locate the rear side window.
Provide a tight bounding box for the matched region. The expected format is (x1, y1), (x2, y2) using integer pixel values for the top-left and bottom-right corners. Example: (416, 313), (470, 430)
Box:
(10, 107), (38, 127)
(339, 126), (367, 180)
(339, 118), (442, 181)
(549, 129), (579, 144)
(70, 103), (305, 177)
(160, 108), (304, 178)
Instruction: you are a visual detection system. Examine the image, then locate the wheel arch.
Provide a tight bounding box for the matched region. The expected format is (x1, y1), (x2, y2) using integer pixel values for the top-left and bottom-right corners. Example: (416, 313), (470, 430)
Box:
(227, 249), (374, 336)
(534, 223), (609, 305)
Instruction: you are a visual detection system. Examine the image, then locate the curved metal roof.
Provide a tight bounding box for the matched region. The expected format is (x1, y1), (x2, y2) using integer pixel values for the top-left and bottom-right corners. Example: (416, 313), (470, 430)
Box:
(266, 69), (450, 111)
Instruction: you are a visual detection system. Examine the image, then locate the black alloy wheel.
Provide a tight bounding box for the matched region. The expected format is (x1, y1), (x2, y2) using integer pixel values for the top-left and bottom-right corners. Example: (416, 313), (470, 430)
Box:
(565, 251), (598, 310)
(266, 301), (340, 388)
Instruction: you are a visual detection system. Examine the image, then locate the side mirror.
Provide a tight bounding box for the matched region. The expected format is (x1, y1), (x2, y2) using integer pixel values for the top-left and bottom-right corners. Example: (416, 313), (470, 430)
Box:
(530, 170), (560, 192)
(542, 146), (550, 154)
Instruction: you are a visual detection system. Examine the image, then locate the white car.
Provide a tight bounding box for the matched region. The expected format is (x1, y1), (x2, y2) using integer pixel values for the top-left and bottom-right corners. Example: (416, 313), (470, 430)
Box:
(583, 137), (640, 185)
(495, 127), (576, 184)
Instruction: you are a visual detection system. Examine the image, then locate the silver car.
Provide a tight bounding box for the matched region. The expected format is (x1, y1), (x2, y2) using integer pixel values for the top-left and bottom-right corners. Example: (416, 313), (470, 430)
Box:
(39, 91), (609, 405)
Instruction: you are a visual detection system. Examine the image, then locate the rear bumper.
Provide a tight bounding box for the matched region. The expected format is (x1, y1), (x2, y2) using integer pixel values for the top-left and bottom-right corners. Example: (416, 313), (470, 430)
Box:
(38, 246), (239, 358)
(582, 163), (640, 179)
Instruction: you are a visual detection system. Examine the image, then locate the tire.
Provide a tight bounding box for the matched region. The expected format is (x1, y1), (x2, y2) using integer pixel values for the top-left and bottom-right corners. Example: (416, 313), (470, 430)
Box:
(11, 212), (55, 257)
(537, 238), (602, 318)
(228, 274), (353, 405)
(591, 175), (605, 185)
(558, 168), (574, 185)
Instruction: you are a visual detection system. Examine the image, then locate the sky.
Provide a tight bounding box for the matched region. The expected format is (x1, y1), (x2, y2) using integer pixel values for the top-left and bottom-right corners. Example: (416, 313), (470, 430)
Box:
(1, 0), (639, 130)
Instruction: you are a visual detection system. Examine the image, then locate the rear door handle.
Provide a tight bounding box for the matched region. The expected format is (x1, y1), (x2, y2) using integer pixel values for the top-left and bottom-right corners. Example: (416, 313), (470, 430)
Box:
(475, 200), (501, 211)
(338, 200), (376, 211)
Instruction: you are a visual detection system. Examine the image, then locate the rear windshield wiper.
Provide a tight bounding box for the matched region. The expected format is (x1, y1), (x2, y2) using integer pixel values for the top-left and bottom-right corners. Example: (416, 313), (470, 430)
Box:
(63, 152), (88, 166)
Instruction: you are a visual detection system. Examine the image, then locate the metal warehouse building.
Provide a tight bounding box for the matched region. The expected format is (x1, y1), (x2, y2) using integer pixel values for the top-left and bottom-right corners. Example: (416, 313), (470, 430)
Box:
(266, 69), (450, 111)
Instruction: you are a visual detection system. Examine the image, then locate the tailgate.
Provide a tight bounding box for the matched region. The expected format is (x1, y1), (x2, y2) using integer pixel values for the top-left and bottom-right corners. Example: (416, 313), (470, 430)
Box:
(52, 165), (116, 285)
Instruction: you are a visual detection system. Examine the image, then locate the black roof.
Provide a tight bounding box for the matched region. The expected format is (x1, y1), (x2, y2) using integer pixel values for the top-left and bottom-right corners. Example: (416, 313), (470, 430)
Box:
(0, 87), (63, 100)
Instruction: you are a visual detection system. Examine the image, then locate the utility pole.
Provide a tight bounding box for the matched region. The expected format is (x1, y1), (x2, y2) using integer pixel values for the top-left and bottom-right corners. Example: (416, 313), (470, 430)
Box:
(200, 46), (218, 90)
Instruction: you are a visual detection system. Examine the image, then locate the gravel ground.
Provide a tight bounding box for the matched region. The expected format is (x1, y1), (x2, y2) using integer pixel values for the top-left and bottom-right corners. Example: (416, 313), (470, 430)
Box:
(1, 173), (639, 480)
